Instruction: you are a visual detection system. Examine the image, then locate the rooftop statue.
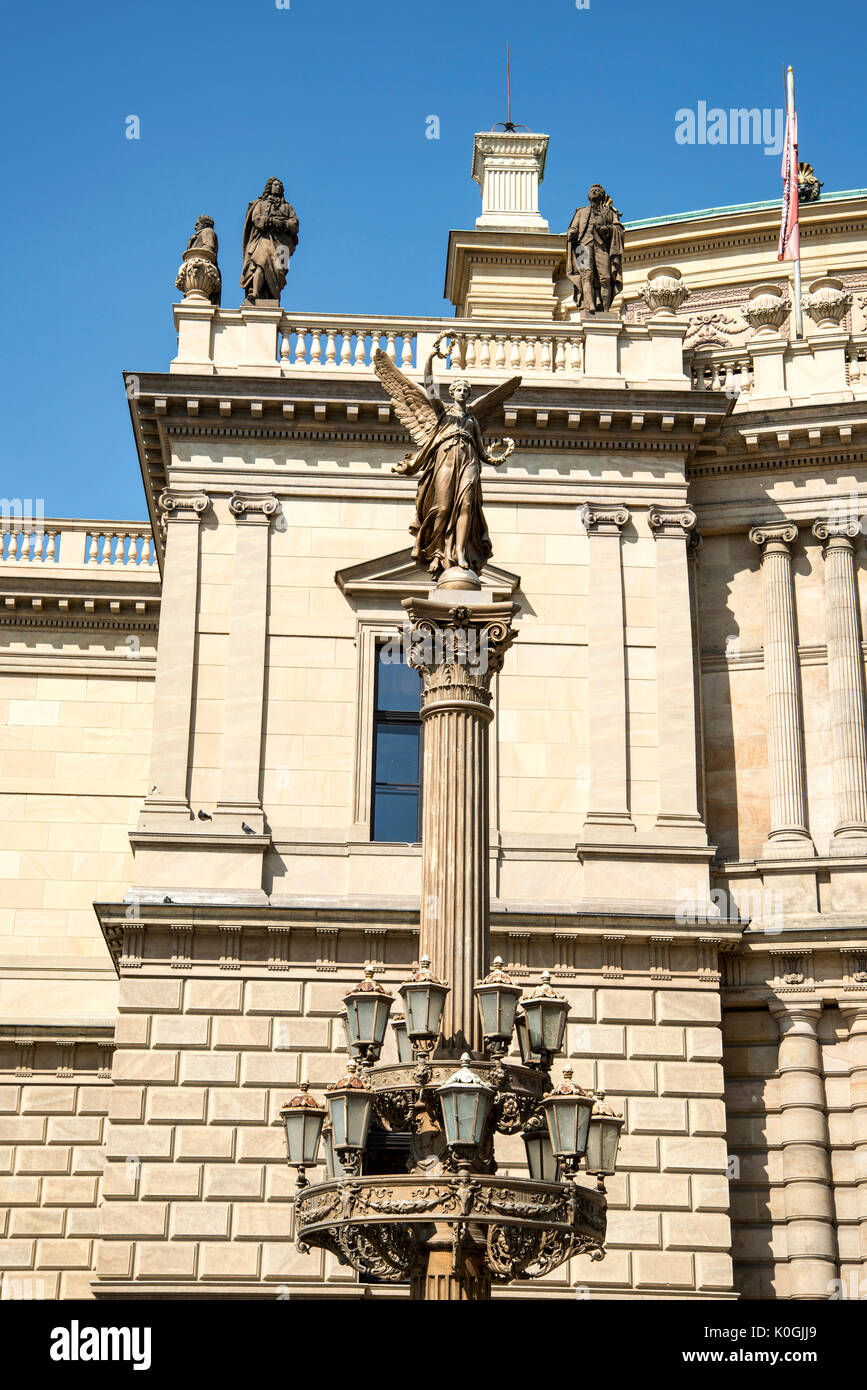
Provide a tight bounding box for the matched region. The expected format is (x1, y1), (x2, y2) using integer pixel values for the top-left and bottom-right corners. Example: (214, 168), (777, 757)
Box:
(373, 341), (520, 586)
(240, 177), (299, 305)
(566, 185), (624, 313)
(175, 214), (221, 305)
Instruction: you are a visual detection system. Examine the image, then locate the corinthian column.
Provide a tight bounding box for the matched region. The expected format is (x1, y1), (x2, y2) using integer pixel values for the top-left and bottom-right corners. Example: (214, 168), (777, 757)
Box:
(403, 596), (518, 1054)
(649, 505), (705, 841)
(840, 1002), (867, 1263)
(749, 524), (815, 857)
(215, 492), (278, 834)
(581, 504), (634, 836)
(139, 490), (210, 829)
(812, 520), (867, 849)
(769, 1000), (837, 1298)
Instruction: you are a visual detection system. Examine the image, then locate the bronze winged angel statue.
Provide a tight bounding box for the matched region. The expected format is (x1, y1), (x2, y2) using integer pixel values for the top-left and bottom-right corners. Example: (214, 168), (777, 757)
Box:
(373, 345), (521, 586)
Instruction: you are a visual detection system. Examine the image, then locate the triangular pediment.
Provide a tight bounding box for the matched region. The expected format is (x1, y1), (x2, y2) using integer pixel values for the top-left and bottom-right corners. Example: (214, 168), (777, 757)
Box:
(335, 548), (520, 601)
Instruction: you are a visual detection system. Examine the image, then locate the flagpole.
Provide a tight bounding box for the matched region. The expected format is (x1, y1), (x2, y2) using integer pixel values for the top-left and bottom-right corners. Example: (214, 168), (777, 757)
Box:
(787, 65), (804, 340)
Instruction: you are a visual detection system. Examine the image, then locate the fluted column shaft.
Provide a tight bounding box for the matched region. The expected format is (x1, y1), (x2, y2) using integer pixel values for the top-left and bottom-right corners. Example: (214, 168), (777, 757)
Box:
(140, 490), (209, 826)
(841, 1003), (867, 1263)
(770, 1000), (837, 1298)
(749, 524), (814, 855)
(404, 597), (517, 1054)
(812, 520), (867, 843)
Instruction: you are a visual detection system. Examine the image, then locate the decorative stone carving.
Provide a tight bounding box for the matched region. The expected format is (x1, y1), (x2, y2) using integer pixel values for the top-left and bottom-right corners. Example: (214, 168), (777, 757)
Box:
(228, 491), (279, 521)
(797, 162), (823, 203)
(566, 185), (625, 313)
(648, 505), (697, 539)
(374, 350), (520, 587)
(240, 177), (299, 305)
(641, 265), (689, 317)
(803, 275), (852, 328)
(581, 503), (629, 534)
(743, 282), (791, 335)
(157, 490), (210, 520)
(405, 601), (517, 716)
(175, 214), (221, 305)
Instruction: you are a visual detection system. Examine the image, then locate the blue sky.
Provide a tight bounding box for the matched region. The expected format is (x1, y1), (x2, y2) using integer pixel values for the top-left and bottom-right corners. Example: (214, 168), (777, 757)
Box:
(1, 0), (863, 520)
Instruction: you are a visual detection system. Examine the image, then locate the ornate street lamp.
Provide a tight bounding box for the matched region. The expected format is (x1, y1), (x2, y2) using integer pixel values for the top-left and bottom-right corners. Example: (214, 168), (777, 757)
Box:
(325, 1060), (374, 1174)
(437, 1053), (494, 1172)
(398, 956), (449, 1055)
(342, 967), (393, 1067)
(522, 1111), (559, 1183)
(321, 1121), (350, 1180)
(520, 971), (570, 1070)
(585, 1091), (625, 1193)
(279, 1081), (325, 1189)
(540, 1066), (595, 1176)
(514, 1007), (540, 1067)
(474, 957), (522, 1057)
(390, 1012), (413, 1064)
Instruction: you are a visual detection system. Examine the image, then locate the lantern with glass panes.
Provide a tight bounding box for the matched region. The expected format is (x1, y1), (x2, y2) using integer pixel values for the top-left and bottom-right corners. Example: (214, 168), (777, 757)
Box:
(325, 1060), (374, 1175)
(474, 957), (522, 1058)
(584, 1091), (625, 1192)
(539, 1066), (595, 1177)
(398, 955), (449, 1056)
(519, 971), (570, 1071)
(437, 1054), (495, 1173)
(279, 1082), (325, 1188)
(342, 967), (393, 1068)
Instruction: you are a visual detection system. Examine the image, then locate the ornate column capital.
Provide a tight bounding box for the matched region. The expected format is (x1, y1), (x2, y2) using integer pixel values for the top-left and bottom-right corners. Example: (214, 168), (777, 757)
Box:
(648, 505), (696, 539)
(402, 598), (518, 720)
(158, 489), (210, 521)
(581, 503), (629, 535)
(228, 491), (280, 523)
(812, 517), (861, 551)
(748, 521), (798, 553)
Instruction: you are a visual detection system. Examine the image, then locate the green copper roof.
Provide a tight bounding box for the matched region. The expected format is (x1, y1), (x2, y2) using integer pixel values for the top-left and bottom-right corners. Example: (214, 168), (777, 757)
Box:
(626, 189), (867, 231)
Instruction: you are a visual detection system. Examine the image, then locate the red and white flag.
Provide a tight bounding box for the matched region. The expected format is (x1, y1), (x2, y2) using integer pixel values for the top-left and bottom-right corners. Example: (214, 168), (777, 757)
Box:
(777, 104), (800, 261)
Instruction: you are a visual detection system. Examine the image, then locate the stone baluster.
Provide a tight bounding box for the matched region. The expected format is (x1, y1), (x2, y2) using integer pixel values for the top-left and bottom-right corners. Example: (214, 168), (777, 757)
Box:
(840, 1002), (867, 1263)
(509, 337), (521, 370)
(540, 337), (552, 372)
(385, 331), (397, 362)
(569, 336), (582, 372)
(401, 334), (414, 368)
(524, 337), (536, 370)
(554, 337), (566, 372)
(749, 524), (815, 857)
(324, 329), (337, 366)
(649, 506), (705, 841)
(812, 519), (867, 848)
(340, 331), (352, 368)
(403, 597), (518, 1053)
(309, 330), (322, 365)
(140, 491), (210, 828)
(479, 336), (491, 369)
(769, 1000), (838, 1298)
(494, 335), (506, 368)
(279, 331), (291, 370)
(581, 505), (634, 836)
(293, 328), (307, 366)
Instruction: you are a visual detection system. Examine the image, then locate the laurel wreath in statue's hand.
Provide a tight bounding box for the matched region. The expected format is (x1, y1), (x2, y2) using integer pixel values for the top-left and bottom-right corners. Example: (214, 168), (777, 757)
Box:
(431, 331), (456, 361)
(485, 438), (515, 464)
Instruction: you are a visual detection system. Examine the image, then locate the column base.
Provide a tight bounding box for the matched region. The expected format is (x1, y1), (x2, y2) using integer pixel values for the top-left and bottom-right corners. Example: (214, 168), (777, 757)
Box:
(138, 797), (194, 831)
(583, 811), (636, 842)
(212, 803), (266, 835)
(762, 830), (816, 860)
(653, 812), (708, 846)
(830, 826), (867, 856)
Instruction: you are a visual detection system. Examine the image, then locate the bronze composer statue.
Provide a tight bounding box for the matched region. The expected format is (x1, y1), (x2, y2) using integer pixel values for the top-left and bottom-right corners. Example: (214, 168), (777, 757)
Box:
(373, 342), (520, 587)
(240, 177), (299, 305)
(566, 185), (624, 313)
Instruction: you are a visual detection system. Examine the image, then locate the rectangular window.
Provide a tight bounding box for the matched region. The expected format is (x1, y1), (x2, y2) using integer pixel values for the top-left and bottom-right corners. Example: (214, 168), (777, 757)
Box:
(371, 645), (422, 842)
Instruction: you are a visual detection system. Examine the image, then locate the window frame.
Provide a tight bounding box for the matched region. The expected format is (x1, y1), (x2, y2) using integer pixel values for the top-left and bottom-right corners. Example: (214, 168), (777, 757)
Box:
(370, 641), (423, 844)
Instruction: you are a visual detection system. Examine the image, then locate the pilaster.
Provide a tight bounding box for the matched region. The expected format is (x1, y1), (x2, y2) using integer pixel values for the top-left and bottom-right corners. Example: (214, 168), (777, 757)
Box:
(581, 504), (634, 839)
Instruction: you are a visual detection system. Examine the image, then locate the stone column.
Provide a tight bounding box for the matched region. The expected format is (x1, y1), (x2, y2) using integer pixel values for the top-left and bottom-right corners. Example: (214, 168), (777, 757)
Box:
(749, 524), (814, 857)
(214, 492), (278, 834)
(649, 505), (705, 841)
(403, 596), (518, 1054)
(139, 490), (209, 829)
(840, 1002), (867, 1264)
(581, 504), (634, 838)
(812, 519), (867, 849)
(769, 999), (837, 1298)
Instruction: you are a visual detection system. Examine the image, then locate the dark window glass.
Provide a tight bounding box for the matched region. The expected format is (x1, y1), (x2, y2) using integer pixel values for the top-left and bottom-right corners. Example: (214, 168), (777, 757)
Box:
(372, 645), (422, 843)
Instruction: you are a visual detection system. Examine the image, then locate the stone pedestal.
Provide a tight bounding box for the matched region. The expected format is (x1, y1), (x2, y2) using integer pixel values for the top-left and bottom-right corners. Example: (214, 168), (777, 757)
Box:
(403, 593), (518, 1053)
(749, 524), (815, 858)
(812, 520), (867, 850)
(769, 1000), (837, 1298)
(579, 311), (625, 387)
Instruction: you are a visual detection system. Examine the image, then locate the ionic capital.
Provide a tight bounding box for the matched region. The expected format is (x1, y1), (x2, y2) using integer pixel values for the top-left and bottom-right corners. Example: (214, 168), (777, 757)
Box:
(228, 491), (280, 523)
(158, 489), (210, 521)
(648, 505), (697, 540)
(812, 517), (861, 552)
(581, 503), (629, 535)
(748, 521), (798, 554)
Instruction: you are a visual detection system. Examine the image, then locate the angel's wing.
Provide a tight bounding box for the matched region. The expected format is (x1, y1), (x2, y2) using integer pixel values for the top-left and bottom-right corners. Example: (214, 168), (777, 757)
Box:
(469, 376), (522, 431)
(373, 349), (443, 445)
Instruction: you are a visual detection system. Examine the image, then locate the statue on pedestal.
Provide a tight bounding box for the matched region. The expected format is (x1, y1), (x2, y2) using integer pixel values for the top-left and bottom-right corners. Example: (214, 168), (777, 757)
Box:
(566, 185), (625, 313)
(373, 344), (520, 586)
(240, 177), (299, 305)
(175, 214), (221, 305)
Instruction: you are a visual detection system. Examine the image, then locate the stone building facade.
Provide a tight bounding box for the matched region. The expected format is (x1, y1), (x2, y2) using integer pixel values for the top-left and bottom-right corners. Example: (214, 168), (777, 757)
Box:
(2, 131), (867, 1300)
